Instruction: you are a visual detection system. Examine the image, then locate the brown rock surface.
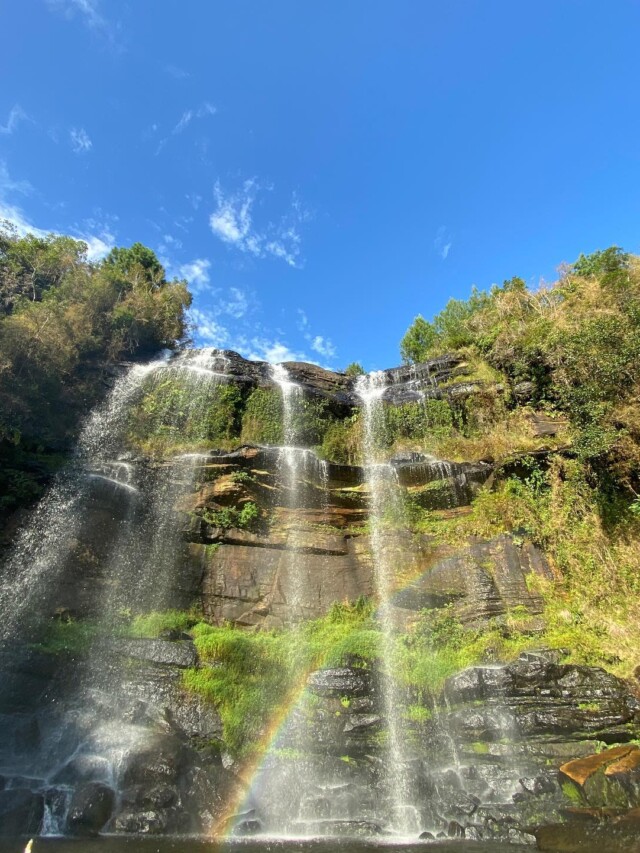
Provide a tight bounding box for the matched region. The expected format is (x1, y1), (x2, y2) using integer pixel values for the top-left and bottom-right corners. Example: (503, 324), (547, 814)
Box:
(560, 746), (638, 787)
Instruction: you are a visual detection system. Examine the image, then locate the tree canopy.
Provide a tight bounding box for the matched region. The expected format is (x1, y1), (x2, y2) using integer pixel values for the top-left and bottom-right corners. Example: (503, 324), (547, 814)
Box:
(0, 224), (192, 520)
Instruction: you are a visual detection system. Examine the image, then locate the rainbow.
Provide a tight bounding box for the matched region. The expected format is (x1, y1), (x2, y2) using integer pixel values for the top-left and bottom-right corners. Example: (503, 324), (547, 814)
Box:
(210, 557), (442, 840)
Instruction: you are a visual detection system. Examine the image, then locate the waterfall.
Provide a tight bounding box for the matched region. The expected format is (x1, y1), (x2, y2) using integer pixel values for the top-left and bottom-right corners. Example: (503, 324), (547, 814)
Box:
(0, 348), (237, 835)
(0, 357), (167, 646)
(270, 363), (307, 623)
(355, 372), (417, 836)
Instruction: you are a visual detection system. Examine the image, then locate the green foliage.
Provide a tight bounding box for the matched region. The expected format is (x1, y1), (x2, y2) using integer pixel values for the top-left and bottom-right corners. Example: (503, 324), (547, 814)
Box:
(0, 225), (193, 522)
(33, 618), (98, 655)
(202, 501), (260, 531)
(229, 470), (256, 484)
(344, 362), (366, 376)
(399, 247), (640, 494)
(127, 375), (244, 454)
(571, 246), (629, 279)
(318, 413), (361, 465)
(127, 609), (199, 638)
(400, 315), (438, 363)
(240, 388), (284, 445)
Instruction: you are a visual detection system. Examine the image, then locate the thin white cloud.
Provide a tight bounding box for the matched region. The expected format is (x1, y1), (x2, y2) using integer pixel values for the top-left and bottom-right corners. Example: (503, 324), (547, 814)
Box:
(219, 287), (248, 319)
(209, 180), (306, 268)
(311, 335), (336, 359)
(190, 308), (230, 348)
(434, 226), (453, 260)
(45, 0), (118, 44)
(155, 103), (217, 153)
(0, 105), (29, 136)
(177, 258), (211, 294)
(173, 102), (216, 134)
(70, 127), (92, 153)
(165, 64), (190, 80)
(294, 307), (337, 362)
(246, 339), (310, 364)
(0, 161), (114, 261)
(189, 307), (314, 366)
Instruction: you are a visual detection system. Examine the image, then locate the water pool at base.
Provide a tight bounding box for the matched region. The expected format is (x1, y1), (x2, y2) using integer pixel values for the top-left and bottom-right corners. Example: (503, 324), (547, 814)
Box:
(1, 834), (640, 853)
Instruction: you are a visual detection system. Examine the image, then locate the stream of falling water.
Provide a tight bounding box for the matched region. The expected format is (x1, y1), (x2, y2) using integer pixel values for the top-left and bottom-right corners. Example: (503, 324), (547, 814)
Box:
(355, 372), (417, 836)
(0, 348), (239, 834)
(270, 364), (306, 624)
(0, 357), (168, 647)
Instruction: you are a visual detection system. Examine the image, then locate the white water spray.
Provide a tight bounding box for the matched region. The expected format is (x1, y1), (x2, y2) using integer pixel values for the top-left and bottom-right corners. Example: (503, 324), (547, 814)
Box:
(355, 371), (417, 836)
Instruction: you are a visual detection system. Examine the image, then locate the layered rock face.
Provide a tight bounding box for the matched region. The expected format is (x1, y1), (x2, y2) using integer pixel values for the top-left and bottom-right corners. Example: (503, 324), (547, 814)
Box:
(0, 347), (638, 844)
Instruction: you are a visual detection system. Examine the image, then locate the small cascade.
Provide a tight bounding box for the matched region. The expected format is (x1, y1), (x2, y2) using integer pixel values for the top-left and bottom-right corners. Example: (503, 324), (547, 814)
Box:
(355, 372), (417, 836)
(270, 363), (307, 623)
(0, 350), (237, 836)
(0, 357), (166, 645)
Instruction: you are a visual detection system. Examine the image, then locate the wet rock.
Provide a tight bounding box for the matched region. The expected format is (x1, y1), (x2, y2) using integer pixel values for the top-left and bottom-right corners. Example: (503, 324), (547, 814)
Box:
(111, 807), (187, 834)
(418, 830), (435, 840)
(343, 714), (381, 733)
(53, 753), (111, 785)
(513, 381), (535, 402)
(519, 774), (558, 795)
(121, 734), (185, 788)
(307, 667), (373, 698)
(560, 746), (640, 809)
(66, 782), (115, 836)
(447, 819), (465, 837)
(111, 638), (198, 668)
(0, 787), (44, 836)
(234, 818), (262, 835)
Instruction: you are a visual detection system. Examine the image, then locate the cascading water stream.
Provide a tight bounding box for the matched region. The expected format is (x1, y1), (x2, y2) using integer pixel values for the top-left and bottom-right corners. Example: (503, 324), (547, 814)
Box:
(0, 357), (167, 647)
(270, 364), (307, 624)
(0, 348), (239, 835)
(355, 372), (417, 836)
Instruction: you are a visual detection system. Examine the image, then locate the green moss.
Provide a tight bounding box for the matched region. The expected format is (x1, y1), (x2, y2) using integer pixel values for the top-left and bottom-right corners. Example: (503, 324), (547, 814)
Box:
(471, 741), (490, 754)
(127, 609), (199, 638)
(403, 705), (432, 723)
(127, 374), (245, 455)
(240, 387), (284, 445)
(561, 781), (585, 805)
(32, 618), (98, 655)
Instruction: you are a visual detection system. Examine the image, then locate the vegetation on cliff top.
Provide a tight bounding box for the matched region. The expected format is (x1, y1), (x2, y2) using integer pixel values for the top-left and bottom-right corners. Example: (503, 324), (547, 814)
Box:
(0, 225), (191, 523)
(400, 247), (640, 681)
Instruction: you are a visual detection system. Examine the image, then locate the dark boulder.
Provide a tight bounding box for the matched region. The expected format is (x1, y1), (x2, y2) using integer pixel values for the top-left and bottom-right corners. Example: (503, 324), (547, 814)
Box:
(307, 667), (373, 698)
(111, 638), (198, 669)
(120, 734), (185, 789)
(66, 782), (115, 836)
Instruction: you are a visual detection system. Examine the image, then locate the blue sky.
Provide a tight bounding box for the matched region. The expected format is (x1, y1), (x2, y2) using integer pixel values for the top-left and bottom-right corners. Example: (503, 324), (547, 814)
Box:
(2, 1), (640, 369)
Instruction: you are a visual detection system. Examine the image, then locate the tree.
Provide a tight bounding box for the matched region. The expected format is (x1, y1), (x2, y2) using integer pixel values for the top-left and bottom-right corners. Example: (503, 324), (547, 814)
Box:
(0, 222), (87, 314)
(400, 315), (438, 363)
(344, 362), (365, 376)
(103, 242), (166, 290)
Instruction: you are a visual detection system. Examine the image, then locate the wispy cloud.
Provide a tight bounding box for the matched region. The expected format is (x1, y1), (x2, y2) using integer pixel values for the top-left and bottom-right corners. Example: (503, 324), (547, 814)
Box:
(165, 64), (190, 80)
(155, 103), (217, 154)
(0, 160), (114, 261)
(190, 308), (312, 366)
(69, 127), (92, 153)
(177, 258), (210, 294)
(219, 287), (248, 319)
(173, 102), (216, 134)
(45, 0), (118, 44)
(311, 336), (336, 359)
(190, 308), (230, 348)
(434, 225), (453, 260)
(245, 339), (309, 364)
(0, 105), (30, 136)
(295, 307), (337, 362)
(209, 180), (307, 268)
